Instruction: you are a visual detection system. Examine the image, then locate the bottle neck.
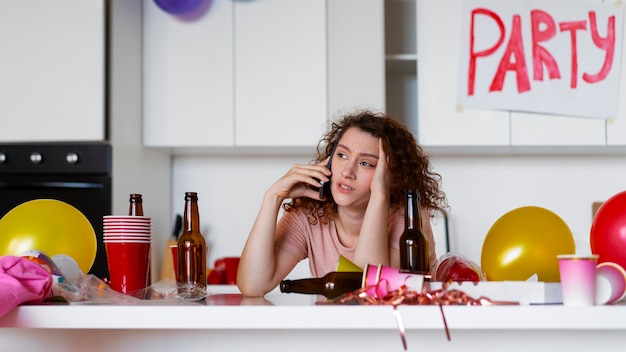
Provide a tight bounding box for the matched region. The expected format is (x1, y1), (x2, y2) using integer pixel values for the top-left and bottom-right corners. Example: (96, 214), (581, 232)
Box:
(183, 192), (200, 233)
(129, 194), (144, 216)
(280, 277), (325, 294)
(405, 190), (421, 230)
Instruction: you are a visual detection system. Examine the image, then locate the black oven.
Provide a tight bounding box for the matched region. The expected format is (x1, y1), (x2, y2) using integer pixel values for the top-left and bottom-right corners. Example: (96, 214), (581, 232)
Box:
(0, 142), (111, 279)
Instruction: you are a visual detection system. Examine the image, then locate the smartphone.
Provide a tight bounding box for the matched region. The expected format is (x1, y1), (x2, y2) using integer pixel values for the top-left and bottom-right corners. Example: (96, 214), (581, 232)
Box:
(319, 141), (338, 199)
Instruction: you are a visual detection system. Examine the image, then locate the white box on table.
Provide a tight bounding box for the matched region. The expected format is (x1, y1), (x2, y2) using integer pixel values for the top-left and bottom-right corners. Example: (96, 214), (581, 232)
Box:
(429, 281), (562, 305)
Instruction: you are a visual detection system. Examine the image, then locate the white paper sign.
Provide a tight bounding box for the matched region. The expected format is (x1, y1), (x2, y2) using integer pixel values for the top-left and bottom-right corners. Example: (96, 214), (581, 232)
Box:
(457, 0), (625, 119)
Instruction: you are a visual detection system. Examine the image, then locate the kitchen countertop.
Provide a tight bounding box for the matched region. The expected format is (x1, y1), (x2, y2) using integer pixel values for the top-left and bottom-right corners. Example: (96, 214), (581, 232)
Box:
(3, 290), (626, 330)
(1, 285), (626, 351)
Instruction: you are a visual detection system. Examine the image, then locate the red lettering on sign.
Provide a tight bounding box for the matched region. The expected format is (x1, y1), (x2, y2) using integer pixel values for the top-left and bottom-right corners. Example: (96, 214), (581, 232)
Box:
(468, 8), (505, 96)
(489, 15), (530, 93)
(466, 9), (617, 96)
(583, 11), (615, 84)
(531, 10), (561, 82)
(559, 20), (586, 88)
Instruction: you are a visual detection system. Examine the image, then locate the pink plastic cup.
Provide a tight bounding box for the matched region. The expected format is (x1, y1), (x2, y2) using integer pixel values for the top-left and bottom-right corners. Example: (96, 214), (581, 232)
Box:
(595, 261), (626, 305)
(363, 264), (424, 298)
(106, 241), (151, 298)
(557, 254), (598, 306)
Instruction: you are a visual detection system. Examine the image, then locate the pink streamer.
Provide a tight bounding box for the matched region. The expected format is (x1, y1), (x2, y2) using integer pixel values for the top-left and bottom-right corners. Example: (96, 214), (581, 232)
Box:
(319, 282), (518, 350)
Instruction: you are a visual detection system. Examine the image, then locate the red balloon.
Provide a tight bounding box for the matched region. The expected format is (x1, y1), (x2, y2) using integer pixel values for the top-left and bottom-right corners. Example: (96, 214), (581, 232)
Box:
(590, 191), (626, 269)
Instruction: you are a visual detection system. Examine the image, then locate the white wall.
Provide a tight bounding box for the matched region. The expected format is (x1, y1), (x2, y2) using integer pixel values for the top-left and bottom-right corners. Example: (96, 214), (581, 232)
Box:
(430, 153), (626, 262)
(171, 154), (313, 279)
(171, 151), (626, 277)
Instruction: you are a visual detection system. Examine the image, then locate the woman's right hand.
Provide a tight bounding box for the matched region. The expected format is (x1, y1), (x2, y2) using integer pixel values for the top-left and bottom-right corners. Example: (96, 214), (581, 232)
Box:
(239, 158), (331, 297)
(268, 160), (332, 201)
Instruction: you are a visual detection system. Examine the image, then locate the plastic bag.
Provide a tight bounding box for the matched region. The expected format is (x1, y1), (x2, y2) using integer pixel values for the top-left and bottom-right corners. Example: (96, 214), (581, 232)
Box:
(433, 252), (486, 282)
(22, 249), (210, 304)
(56, 276), (209, 304)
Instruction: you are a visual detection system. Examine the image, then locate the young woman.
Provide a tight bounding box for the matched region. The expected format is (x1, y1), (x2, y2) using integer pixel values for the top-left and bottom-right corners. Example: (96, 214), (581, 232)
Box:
(237, 109), (447, 297)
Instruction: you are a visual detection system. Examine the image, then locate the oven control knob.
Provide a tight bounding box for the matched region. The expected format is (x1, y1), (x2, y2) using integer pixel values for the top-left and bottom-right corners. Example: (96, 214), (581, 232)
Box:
(30, 152), (43, 164)
(66, 152), (79, 165)
(0, 152), (6, 164)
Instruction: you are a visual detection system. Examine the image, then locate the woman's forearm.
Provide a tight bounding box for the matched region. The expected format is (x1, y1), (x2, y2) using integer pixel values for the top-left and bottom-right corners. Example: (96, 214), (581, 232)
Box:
(237, 192), (284, 296)
(352, 189), (390, 268)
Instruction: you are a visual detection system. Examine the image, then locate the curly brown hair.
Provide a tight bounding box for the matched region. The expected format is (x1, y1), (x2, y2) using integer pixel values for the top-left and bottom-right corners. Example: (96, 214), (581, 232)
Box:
(284, 109), (447, 224)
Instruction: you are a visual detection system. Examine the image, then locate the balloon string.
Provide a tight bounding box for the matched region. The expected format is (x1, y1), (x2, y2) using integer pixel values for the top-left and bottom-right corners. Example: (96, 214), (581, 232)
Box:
(392, 305), (407, 350)
(439, 304), (450, 341)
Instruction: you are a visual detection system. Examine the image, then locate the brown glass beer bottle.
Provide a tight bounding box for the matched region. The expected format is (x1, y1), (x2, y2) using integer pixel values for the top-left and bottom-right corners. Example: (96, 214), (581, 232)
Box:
(280, 271), (363, 299)
(177, 192), (207, 298)
(399, 189), (430, 275)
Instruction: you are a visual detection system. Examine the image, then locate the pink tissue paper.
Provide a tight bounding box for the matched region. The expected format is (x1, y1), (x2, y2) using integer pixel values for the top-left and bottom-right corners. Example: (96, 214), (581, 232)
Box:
(0, 256), (52, 317)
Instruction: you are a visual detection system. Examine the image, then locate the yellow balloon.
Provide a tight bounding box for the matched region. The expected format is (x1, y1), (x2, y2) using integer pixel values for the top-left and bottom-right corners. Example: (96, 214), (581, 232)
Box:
(481, 206), (575, 282)
(0, 199), (96, 274)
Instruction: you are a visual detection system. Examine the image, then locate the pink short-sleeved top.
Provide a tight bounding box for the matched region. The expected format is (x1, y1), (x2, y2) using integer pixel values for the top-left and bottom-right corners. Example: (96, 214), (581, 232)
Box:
(274, 207), (437, 277)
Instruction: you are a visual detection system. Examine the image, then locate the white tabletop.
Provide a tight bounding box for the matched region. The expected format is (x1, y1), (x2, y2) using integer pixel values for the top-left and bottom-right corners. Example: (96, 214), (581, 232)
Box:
(2, 285), (625, 331)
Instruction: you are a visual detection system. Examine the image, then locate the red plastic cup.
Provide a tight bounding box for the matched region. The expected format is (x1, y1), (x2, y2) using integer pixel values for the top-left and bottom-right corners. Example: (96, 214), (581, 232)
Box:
(105, 241), (151, 298)
(214, 257), (240, 285)
(170, 245), (178, 277)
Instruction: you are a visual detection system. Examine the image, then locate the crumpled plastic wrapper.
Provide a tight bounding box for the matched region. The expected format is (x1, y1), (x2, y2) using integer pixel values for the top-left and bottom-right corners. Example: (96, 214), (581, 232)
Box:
(20, 249), (209, 305)
(56, 275), (209, 305)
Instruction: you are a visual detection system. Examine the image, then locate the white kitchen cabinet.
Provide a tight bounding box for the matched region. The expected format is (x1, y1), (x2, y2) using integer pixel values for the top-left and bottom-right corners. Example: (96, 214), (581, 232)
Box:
(236, 0), (385, 147)
(328, 0), (385, 121)
(510, 112), (607, 146)
(143, 0), (234, 147)
(143, 0), (327, 148)
(0, 0), (105, 142)
(143, 0), (385, 149)
(608, 116), (626, 145)
(417, 0), (624, 147)
(143, 0), (326, 148)
(233, 0), (327, 147)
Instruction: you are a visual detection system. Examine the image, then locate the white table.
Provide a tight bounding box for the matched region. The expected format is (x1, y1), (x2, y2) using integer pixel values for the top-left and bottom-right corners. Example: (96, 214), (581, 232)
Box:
(1, 286), (625, 351)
